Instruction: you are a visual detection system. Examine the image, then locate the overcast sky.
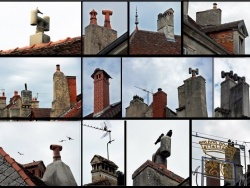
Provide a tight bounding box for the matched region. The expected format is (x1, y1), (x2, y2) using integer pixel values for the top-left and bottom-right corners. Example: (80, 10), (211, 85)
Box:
(188, 2), (250, 54)
(129, 2), (181, 35)
(122, 58), (213, 117)
(0, 2), (81, 50)
(83, 2), (127, 37)
(82, 58), (121, 116)
(192, 120), (250, 186)
(0, 58), (81, 109)
(214, 58), (250, 111)
(127, 120), (189, 186)
(0, 121), (81, 185)
(82, 120), (124, 185)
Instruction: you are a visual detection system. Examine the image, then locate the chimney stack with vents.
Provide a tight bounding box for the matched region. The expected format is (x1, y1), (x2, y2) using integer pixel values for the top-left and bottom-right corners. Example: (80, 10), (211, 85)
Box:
(0, 90), (6, 109)
(153, 88), (167, 117)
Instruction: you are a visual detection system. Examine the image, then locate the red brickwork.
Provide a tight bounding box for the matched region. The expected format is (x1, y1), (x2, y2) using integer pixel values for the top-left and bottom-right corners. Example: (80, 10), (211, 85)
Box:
(66, 76), (77, 106)
(208, 30), (234, 54)
(153, 89), (167, 118)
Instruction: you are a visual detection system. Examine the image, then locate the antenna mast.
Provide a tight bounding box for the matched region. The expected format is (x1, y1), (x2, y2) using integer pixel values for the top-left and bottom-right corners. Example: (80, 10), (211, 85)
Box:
(134, 86), (153, 105)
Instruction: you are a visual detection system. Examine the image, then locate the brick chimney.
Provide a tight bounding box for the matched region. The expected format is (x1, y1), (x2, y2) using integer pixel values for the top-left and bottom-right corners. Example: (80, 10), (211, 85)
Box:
(66, 76), (77, 106)
(91, 68), (112, 116)
(0, 91), (6, 109)
(157, 8), (175, 41)
(153, 88), (167, 118)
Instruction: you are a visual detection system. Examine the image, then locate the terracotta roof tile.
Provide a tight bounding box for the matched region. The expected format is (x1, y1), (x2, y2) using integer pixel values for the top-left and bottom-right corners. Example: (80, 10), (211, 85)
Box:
(0, 36), (81, 56)
(129, 30), (181, 55)
(62, 100), (82, 118)
(30, 108), (51, 118)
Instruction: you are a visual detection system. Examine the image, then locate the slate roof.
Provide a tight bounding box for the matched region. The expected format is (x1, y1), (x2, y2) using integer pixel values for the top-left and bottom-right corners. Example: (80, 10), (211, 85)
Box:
(0, 36), (81, 56)
(129, 30), (181, 55)
(0, 147), (46, 186)
(202, 20), (244, 33)
(84, 101), (121, 118)
(132, 160), (184, 184)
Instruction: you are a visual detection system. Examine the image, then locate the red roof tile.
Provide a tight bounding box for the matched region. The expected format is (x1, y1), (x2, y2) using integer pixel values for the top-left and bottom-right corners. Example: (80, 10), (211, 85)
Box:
(0, 36), (81, 55)
(129, 30), (181, 55)
(30, 108), (51, 118)
(62, 100), (82, 118)
(23, 160), (46, 169)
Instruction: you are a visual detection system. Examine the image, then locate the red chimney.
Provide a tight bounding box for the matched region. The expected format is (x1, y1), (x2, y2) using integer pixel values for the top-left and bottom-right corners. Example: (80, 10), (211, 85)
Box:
(50, 145), (62, 162)
(102, 10), (113, 29)
(153, 88), (167, 118)
(66, 76), (77, 106)
(56, 64), (60, 72)
(91, 68), (112, 115)
(90, 9), (97, 25)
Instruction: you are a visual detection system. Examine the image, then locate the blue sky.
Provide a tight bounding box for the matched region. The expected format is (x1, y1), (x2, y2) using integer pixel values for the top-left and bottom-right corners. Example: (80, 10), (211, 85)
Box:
(129, 2), (181, 35)
(0, 2), (81, 50)
(83, 2), (127, 37)
(122, 58), (213, 117)
(82, 58), (121, 116)
(0, 58), (81, 109)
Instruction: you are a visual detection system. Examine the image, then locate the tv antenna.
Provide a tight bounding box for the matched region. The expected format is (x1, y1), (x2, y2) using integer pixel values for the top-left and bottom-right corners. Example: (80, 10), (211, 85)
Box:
(134, 86), (153, 105)
(83, 120), (114, 160)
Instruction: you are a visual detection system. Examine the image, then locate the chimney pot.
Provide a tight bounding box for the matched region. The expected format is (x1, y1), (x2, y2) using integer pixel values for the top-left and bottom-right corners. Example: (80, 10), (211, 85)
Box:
(158, 88), (162, 92)
(56, 64), (60, 72)
(102, 10), (113, 29)
(213, 3), (217, 9)
(50, 144), (62, 161)
(2, 92), (5, 97)
(90, 9), (98, 25)
(14, 91), (18, 96)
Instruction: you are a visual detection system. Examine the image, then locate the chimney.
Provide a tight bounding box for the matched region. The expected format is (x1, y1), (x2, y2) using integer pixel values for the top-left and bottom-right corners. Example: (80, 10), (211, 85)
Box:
(153, 88), (167, 118)
(196, 3), (221, 27)
(126, 95), (148, 117)
(14, 90), (18, 96)
(21, 83), (32, 106)
(30, 8), (50, 45)
(56, 64), (60, 72)
(157, 8), (175, 42)
(102, 10), (113, 29)
(0, 91), (6, 109)
(90, 9), (97, 25)
(66, 76), (77, 106)
(31, 97), (39, 108)
(42, 145), (77, 186)
(84, 9), (117, 54)
(183, 1), (189, 19)
(91, 68), (112, 116)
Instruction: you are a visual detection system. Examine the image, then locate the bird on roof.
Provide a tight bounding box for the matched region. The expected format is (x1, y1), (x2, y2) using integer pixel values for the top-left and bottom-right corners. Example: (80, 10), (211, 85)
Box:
(18, 152), (24, 155)
(155, 133), (164, 145)
(59, 140), (66, 142)
(66, 136), (74, 140)
(166, 130), (172, 137)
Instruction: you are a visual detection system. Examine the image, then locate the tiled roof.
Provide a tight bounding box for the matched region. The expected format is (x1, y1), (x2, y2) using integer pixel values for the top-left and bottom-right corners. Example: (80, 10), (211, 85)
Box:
(201, 20), (243, 33)
(129, 30), (181, 55)
(23, 160), (46, 169)
(0, 36), (81, 56)
(61, 100), (82, 118)
(132, 160), (184, 183)
(0, 147), (46, 186)
(30, 108), (51, 118)
(85, 101), (121, 118)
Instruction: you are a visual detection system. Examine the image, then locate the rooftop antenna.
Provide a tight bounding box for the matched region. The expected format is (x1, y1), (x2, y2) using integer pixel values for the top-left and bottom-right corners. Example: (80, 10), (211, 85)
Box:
(135, 6), (139, 30)
(134, 86), (153, 105)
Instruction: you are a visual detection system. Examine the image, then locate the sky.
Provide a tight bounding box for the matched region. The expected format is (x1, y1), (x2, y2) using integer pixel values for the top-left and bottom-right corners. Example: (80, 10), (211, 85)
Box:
(82, 58), (121, 116)
(127, 120), (189, 186)
(0, 2), (81, 50)
(83, 2), (127, 37)
(0, 58), (81, 108)
(0, 121), (81, 185)
(82, 120), (124, 185)
(129, 2), (181, 35)
(122, 57), (213, 117)
(188, 2), (250, 54)
(214, 58), (250, 111)
(192, 120), (250, 186)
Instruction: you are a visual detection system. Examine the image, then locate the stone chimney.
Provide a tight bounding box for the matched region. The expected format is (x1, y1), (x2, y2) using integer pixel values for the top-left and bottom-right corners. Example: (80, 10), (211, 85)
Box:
(51, 64), (71, 117)
(0, 91), (6, 109)
(157, 8), (175, 41)
(183, 1), (189, 19)
(126, 95), (148, 117)
(84, 9), (117, 54)
(42, 145), (77, 186)
(196, 3), (221, 27)
(30, 8), (50, 45)
(91, 155), (118, 185)
(91, 68), (112, 116)
(153, 88), (167, 118)
(66, 76), (77, 106)
(31, 97), (39, 108)
(21, 83), (32, 107)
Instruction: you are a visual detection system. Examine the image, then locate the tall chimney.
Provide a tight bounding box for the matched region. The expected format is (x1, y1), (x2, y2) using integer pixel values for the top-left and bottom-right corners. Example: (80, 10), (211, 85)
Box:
(66, 76), (77, 106)
(153, 88), (167, 117)
(0, 91), (6, 109)
(50, 144), (62, 161)
(90, 9), (97, 25)
(102, 10), (113, 29)
(91, 68), (112, 116)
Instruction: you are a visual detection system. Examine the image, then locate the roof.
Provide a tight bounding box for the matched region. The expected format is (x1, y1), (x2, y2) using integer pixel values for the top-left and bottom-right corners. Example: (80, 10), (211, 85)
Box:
(30, 108), (51, 118)
(0, 36), (81, 56)
(84, 179), (112, 186)
(132, 160), (184, 183)
(0, 147), (46, 186)
(23, 160), (46, 170)
(98, 32), (128, 55)
(85, 101), (122, 118)
(61, 94), (82, 118)
(177, 177), (190, 186)
(91, 155), (118, 169)
(129, 30), (181, 55)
